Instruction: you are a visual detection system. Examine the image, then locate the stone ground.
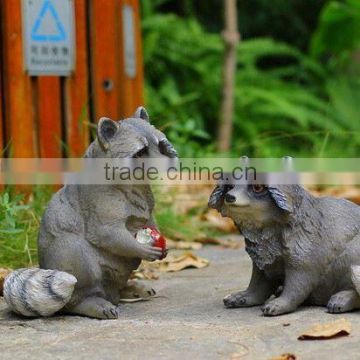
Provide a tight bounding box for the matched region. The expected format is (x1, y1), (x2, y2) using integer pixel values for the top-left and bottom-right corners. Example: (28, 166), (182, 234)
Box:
(1, 245), (360, 360)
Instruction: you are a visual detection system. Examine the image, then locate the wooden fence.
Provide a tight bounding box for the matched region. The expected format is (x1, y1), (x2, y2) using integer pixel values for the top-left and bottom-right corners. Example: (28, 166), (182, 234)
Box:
(0, 0), (144, 158)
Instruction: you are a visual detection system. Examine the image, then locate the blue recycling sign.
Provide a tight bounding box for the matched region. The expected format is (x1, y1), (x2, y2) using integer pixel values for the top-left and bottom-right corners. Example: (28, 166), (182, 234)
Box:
(23, 0), (75, 75)
(31, 0), (67, 42)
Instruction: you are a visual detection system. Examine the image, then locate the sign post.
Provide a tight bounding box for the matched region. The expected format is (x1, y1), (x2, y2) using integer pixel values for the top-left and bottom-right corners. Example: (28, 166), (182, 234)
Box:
(22, 0), (75, 76)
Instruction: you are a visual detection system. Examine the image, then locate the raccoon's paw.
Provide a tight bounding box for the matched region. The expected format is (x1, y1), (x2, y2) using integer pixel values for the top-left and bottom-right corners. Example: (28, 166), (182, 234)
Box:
(223, 290), (262, 308)
(66, 297), (119, 320)
(140, 245), (163, 262)
(102, 305), (120, 319)
(327, 290), (360, 314)
(262, 297), (295, 316)
(120, 280), (156, 300)
(85, 301), (119, 320)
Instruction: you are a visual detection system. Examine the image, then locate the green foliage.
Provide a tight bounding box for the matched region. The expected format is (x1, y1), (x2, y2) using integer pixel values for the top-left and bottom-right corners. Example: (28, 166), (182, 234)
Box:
(233, 38), (360, 157)
(0, 187), (52, 268)
(0, 193), (29, 235)
(311, 0), (360, 65)
(155, 208), (199, 241)
(153, 187), (219, 241)
(142, 8), (222, 156)
(142, 1), (360, 157)
(145, 0), (328, 51)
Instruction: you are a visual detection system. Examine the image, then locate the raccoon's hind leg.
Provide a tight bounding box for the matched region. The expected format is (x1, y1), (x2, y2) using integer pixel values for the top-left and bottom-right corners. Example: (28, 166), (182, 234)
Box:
(327, 290), (360, 313)
(65, 296), (119, 319)
(326, 265), (360, 313)
(40, 234), (117, 319)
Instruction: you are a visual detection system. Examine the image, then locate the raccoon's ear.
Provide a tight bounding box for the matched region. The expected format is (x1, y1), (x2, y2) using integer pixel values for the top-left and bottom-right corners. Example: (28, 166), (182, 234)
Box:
(159, 139), (178, 158)
(268, 186), (293, 213)
(208, 185), (226, 210)
(97, 117), (118, 151)
(134, 106), (150, 122)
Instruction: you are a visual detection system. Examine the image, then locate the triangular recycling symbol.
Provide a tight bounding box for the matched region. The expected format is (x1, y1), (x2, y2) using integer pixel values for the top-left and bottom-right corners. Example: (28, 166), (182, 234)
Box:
(31, 0), (67, 42)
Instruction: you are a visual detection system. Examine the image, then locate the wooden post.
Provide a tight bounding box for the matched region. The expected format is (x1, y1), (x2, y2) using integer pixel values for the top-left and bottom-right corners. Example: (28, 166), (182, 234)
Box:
(0, 4), (4, 157)
(90, 0), (144, 122)
(2, 0), (37, 158)
(118, 0), (145, 117)
(37, 78), (62, 157)
(217, 0), (240, 152)
(0, 4), (4, 190)
(64, 0), (90, 157)
(0, 0), (144, 162)
(90, 0), (121, 122)
(0, 74), (3, 155)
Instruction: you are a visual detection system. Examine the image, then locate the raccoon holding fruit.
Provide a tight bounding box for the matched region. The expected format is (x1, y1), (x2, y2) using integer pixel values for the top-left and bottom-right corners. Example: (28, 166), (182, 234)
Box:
(4, 107), (175, 319)
(209, 181), (360, 316)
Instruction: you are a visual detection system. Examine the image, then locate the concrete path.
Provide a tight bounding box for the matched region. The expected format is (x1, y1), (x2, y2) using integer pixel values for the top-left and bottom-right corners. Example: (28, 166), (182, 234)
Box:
(1, 246), (360, 360)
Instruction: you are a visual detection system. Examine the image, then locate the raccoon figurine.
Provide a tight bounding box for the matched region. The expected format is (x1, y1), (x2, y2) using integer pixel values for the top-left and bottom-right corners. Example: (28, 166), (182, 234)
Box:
(4, 107), (177, 319)
(209, 182), (360, 316)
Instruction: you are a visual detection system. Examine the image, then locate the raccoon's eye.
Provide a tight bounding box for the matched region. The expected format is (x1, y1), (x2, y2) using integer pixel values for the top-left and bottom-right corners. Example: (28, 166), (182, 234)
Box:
(251, 184), (267, 194)
(133, 147), (148, 158)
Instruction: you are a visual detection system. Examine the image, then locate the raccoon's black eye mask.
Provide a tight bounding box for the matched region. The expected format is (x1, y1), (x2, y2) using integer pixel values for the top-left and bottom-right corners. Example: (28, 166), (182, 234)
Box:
(131, 139), (177, 159)
(208, 184), (293, 213)
(133, 147), (149, 158)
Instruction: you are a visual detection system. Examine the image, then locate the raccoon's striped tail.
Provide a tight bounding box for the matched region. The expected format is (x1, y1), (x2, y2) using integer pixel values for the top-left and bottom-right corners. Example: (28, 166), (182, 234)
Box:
(3, 268), (77, 317)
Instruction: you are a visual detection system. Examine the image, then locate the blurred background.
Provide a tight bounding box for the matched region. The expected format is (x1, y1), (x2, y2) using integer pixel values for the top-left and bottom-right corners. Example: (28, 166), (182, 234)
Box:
(142, 0), (360, 157)
(1, 0), (360, 160)
(0, 0), (360, 271)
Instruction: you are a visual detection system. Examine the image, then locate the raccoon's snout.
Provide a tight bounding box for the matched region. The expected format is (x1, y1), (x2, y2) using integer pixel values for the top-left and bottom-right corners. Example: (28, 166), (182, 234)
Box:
(224, 192), (250, 207)
(225, 194), (236, 203)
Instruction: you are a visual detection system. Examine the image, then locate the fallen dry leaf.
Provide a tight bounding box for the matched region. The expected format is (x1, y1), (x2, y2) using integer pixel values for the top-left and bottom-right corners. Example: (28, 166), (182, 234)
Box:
(201, 209), (237, 233)
(196, 234), (244, 249)
(0, 268), (12, 296)
(166, 239), (203, 250)
(170, 229), (208, 242)
(157, 252), (209, 272)
(269, 354), (296, 360)
(131, 266), (159, 280)
(133, 252), (209, 276)
(308, 186), (360, 205)
(160, 184), (211, 215)
(298, 318), (351, 340)
(173, 196), (204, 215)
(229, 352), (248, 360)
(227, 342), (249, 358)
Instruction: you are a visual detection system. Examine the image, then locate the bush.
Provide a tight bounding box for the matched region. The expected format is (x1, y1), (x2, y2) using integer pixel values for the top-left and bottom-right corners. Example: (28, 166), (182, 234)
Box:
(0, 187), (52, 268)
(141, 1), (360, 157)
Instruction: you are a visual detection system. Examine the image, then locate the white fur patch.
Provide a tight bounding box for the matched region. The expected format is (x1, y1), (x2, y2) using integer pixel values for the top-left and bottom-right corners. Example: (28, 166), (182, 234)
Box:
(4, 268), (77, 317)
(351, 265), (360, 295)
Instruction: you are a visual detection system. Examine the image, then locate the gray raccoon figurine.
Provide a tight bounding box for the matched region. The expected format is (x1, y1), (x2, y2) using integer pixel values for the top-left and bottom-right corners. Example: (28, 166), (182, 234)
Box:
(4, 107), (177, 319)
(209, 182), (360, 316)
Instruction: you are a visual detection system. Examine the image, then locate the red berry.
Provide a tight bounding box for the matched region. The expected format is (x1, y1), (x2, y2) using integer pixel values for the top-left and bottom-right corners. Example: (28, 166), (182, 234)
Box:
(144, 226), (167, 259)
(153, 235), (166, 250)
